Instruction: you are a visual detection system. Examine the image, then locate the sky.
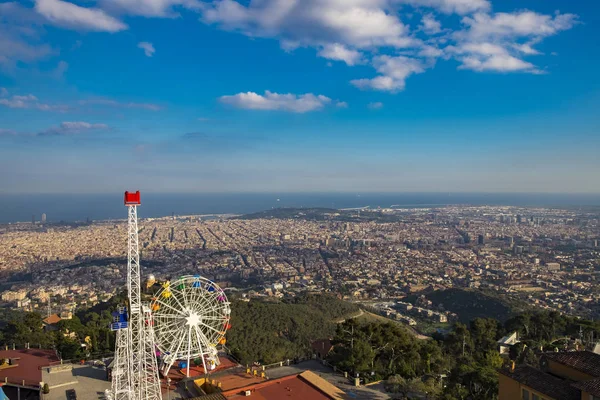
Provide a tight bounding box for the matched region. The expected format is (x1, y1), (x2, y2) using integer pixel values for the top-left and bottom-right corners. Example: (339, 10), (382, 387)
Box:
(0, 0), (599, 194)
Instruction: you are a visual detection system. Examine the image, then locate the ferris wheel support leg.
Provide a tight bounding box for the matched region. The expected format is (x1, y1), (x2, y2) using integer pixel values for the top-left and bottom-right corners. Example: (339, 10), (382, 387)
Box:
(195, 328), (208, 377)
(187, 325), (192, 378)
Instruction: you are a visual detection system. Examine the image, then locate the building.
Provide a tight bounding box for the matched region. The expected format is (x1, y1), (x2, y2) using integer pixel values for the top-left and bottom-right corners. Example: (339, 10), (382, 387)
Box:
(1, 290), (28, 302)
(546, 262), (561, 272)
(497, 332), (519, 355)
(0, 348), (60, 398)
(41, 213), (47, 223)
(311, 339), (333, 360)
(196, 370), (345, 400)
(498, 351), (600, 400)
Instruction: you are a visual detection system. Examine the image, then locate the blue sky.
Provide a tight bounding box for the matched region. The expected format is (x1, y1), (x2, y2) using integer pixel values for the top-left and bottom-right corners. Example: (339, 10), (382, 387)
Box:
(0, 0), (598, 193)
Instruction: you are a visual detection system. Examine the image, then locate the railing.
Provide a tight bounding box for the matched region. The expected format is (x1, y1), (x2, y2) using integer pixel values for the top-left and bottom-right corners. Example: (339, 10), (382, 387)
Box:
(1, 376), (41, 390)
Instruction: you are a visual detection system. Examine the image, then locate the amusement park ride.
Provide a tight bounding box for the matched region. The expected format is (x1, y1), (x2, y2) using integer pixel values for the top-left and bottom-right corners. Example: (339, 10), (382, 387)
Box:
(107, 192), (231, 400)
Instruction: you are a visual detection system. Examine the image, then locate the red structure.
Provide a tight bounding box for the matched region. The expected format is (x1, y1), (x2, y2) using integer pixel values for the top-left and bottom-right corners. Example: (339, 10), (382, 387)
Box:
(124, 191), (141, 206)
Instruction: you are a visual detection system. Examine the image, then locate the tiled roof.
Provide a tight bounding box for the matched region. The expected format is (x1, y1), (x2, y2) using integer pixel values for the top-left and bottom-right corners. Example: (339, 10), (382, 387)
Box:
(499, 365), (580, 400)
(573, 377), (600, 396)
(545, 351), (600, 377)
(42, 314), (62, 325)
(299, 371), (345, 400)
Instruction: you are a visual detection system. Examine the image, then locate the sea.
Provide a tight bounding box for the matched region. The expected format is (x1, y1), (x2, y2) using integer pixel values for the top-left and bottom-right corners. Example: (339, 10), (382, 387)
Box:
(0, 192), (599, 224)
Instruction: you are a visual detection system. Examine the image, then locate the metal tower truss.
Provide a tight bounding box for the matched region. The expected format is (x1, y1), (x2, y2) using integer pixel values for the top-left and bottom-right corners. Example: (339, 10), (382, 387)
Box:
(141, 305), (163, 400)
(111, 328), (132, 400)
(127, 204), (143, 398)
(111, 192), (162, 400)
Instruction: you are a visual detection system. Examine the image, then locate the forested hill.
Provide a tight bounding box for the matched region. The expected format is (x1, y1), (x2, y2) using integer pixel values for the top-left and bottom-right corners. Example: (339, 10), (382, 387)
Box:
(226, 294), (360, 364)
(420, 288), (530, 323)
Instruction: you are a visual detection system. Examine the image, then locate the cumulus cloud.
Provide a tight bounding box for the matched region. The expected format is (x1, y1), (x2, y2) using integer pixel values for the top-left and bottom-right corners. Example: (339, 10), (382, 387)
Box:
(219, 91), (336, 113)
(368, 102), (383, 109)
(351, 55), (426, 92)
(100, 0), (203, 18)
(0, 89), (69, 112)
(460, 11), (578, 40)
(202, 0), (415, 49)
(446, 10), (577, 73)
(138, 41), (155, 57)
(317, 43), (363, 66)
(420, 13), (442, 34)
(447, 42), (536, 72)
(397, 0), (490, 15)
(38, 121), (110, 136)
(199, 1), (577, 91)
(34, 0), (128, 32)
(79, 98), (163, 111)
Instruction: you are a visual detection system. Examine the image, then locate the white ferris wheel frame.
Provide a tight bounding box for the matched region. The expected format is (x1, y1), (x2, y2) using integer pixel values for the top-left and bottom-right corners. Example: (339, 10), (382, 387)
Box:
(151, 275), (231, 377)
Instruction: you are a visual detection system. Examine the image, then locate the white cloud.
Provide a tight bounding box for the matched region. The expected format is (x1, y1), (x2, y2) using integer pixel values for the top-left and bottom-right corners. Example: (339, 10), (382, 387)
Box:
(420, 13), (441, 34)
(0, 88), (7, 97)
(100, 0), (203, 17)
(448, 42), (536, 72)
(138, 42), (155, 57)
(219, 90), (335, 113)
(0, 90), (69, 111)
(38, 121), (110, 136)
(367, 101), (383, 109)
(397, 0), (490, 15)
(202, 0), (414, 49)
(460, 11), (578, 40)
(418, 45), (444, 58)
(318, 43), (363, 66)
(336, 101), (349, 108)
(79, 98), (162, 111)
(199, 1), (578, 91)
(35, 0), (128, 32)
(351, 55), (425, 92)
(446, 10), (577, 73)
(460, 54), (534, 72)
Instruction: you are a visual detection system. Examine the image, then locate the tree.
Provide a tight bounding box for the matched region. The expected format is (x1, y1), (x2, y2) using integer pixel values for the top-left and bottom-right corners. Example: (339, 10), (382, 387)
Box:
(42, 383), (50, 394)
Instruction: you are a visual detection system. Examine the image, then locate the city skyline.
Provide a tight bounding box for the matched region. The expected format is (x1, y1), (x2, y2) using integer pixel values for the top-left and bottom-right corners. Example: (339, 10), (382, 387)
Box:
(1, 0), (599, 193)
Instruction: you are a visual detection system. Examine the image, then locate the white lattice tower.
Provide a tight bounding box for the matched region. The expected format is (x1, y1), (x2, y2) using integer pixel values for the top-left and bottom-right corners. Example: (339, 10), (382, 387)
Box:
(118, 192), (162, 400)
(141, 305), (163, 400)
(111, 328), (132, 400)
(126, 203), (143, 398)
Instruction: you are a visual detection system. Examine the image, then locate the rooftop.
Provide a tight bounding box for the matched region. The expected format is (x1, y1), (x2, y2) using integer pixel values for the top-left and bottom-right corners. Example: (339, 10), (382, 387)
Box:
(221, 371), (344, 400)
(0, 349), (59, 388)
(573, 377), (600, 396)
(498, 365), (580, 400)
(544, 351), (600, 377)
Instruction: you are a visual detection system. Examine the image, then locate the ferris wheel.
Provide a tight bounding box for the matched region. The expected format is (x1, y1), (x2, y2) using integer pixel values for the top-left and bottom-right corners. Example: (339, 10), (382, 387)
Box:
(151, 275), (231, 377)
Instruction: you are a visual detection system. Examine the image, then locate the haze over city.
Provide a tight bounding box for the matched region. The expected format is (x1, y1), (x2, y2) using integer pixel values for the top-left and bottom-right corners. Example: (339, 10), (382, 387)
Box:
(1, 0), (599, 193)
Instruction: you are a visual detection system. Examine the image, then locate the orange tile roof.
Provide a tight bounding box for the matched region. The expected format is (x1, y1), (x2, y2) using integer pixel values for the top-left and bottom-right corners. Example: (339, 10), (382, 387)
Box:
(42, 314), (62, 325)
(221, 371), (345, 400)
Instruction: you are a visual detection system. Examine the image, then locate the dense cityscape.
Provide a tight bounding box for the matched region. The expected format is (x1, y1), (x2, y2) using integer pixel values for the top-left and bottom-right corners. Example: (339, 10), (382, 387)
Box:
(1, 205), (599, 328)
